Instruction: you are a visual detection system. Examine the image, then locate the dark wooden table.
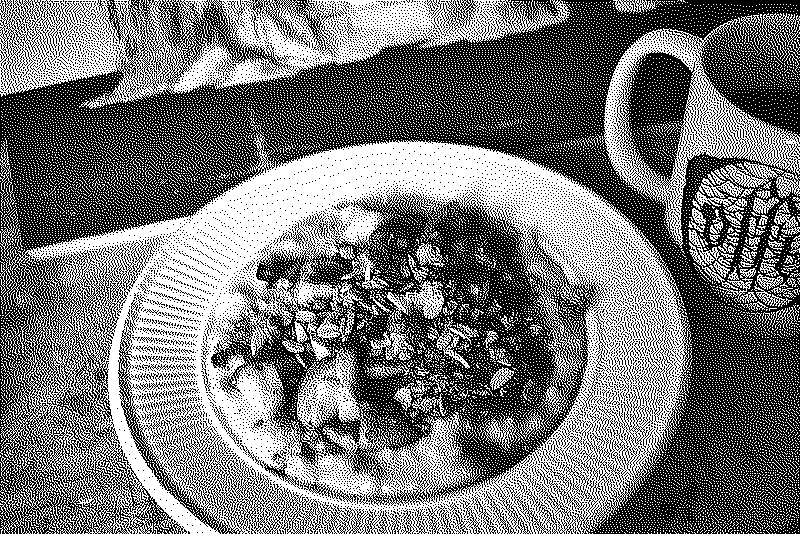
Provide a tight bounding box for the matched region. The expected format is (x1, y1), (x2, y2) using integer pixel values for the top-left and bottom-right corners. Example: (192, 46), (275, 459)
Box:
(2, 122), (797, 534)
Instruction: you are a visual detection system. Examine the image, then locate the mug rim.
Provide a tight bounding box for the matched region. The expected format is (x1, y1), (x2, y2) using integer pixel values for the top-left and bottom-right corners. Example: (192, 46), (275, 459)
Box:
(703, 12), (800, 53)
(699, 12), (800, 134)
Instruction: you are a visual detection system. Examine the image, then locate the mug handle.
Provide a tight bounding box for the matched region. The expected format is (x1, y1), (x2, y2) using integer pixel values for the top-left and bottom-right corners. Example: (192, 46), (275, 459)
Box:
(604, 29), (703, 204)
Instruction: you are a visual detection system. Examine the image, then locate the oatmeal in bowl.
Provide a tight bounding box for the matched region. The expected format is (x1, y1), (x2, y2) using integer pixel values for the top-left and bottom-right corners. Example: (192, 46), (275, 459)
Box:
(111, 142), (689, 534)
(203, 194), (592, 499)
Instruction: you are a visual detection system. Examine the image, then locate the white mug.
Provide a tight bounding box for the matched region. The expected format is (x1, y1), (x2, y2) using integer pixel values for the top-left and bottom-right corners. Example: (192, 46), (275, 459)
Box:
(604, 14), (799, 328)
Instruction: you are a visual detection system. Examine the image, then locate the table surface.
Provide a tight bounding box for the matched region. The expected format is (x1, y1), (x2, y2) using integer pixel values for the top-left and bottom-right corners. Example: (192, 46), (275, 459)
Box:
(1, 123), (798, 534)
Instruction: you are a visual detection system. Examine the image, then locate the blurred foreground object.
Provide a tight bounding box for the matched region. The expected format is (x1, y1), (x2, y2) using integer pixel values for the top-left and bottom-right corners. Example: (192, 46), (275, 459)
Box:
(87, 0), (573, 106)
(88, 0), (685, 107)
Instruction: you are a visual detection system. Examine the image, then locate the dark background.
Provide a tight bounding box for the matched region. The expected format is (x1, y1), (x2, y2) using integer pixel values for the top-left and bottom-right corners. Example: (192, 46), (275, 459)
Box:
(1, 3), (799, 534)
(3, 2), (798, 250)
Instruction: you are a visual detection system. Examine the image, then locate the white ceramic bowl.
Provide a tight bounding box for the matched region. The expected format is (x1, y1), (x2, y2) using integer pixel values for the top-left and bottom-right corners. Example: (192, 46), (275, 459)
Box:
(110, 142), (690, 534)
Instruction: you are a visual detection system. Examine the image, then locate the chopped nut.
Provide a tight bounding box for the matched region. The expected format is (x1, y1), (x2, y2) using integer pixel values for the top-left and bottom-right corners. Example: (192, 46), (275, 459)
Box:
(450, 323), (476, 339)
(343, 309), (356, 337)
(468, 283), (481, 302)
(251, 325), (271, 357)
(391, 335), (414, 360)
(294, 322), (309, 343)
(385, 292), (409, 314)
(485, 330), (499, 346)
(388, 334), (412, 361)
(470, 278), (490, 307)
(416, 243), (444, 267)
(338, 282), (353, 295)
(415, 396), (437, 414)
(282, 339), (305, 354)
(426, 327), (439, 341)
(436, 332), (453, 351)
(488, 346), (511, 367)
(490, 367), (515, 390)
(529, 324), (544, 337)
(322, 426), (358, 451)
(295, 310), (316, 323)
(316, 321), (340, 339)
(411, 266), (430, 284)
(394, 387), (413, 409)
(448, 350), (470, 368)
(312, 343), (330, 361)
(371, 296), (392, 314)
(340, 292), (358, 308)
(362, 279), (379, 290)
(366, 359), (411, 379)
(448, 326), (464, 339)
(436, 396), (447, 417)
(338, 244), (355, 260)
(409, 282), (444, 319)
(352, 253), (373, 279)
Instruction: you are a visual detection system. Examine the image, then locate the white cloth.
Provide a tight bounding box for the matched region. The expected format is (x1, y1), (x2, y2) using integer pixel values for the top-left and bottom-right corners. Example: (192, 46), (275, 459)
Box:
(86, 0), (683, 107)
(86, 0), (571, 106)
